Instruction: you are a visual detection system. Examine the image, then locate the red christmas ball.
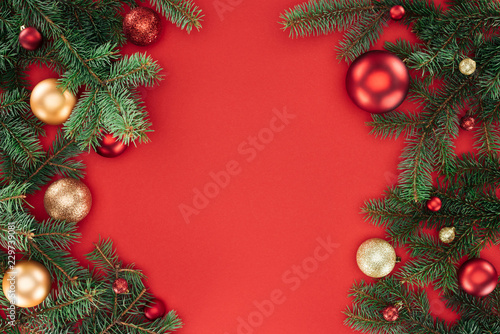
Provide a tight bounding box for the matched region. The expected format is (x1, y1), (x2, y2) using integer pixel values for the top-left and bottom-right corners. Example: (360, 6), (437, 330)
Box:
(460, 115), (475, 131)
(123, 7), (161, 46)
(95, 133), (127, 158)
(345, 50), (409, 114)
(426, 196), (442, 212)
(112, 278), (128, 294)
(390, 5), (405, 20)
(19, 27), (43, 51)
(458, 258), (498, 297)
(382, 305), (399, 321)
(144, 299), (166, 321)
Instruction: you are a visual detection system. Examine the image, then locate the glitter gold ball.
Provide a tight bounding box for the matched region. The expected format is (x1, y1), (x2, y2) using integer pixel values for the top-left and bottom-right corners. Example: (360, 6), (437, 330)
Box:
(356, 238), (396, 278)
(439, 227), (456, 244)
(44, 178), (92, 222)
(2, 260), (51, 308)
(123, 7), (161, 46)
(30, 78), (76, 125)
(459, 58), (476, 75)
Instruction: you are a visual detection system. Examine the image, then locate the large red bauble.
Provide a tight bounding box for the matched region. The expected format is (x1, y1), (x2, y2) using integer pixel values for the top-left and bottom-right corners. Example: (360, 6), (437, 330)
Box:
(345, 50), (410, 114)
(19, 27), (43, 51)
(144, 299), (166, 321)
(123, 7), (161, 46)
(95, 133), (127, 158)
(458, 258), (498, 297)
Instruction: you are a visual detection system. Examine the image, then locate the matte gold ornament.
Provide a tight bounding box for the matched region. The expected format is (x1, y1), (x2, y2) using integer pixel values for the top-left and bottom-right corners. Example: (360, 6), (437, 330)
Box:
(459, 58), (476, 75)
(356, 238), (397, 278)
(44, 178), (92, 222)
(439, 227), (456, 244)
(30, 78), (76, 125)
(2, 260), (51, 308)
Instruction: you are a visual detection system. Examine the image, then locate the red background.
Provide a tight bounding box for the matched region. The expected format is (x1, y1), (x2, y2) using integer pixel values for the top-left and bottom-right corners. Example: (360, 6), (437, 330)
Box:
(26, 0), (500, 333)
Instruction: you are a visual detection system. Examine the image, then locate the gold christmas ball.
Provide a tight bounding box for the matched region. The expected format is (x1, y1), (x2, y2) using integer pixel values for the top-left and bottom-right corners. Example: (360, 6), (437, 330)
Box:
(459, 58), (476, 76)
(30, 78), (76, 125)
(356, 238), (396, 278)
(439, 227), (456, 244)
(44, 178), (92, 222)
(2, 260), (51, 308)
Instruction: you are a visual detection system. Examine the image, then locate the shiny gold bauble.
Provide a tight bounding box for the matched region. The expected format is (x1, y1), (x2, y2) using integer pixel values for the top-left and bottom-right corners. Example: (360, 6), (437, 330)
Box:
(30, 78), (76, 125)
(2, 260), (51, 308)
(356, 238), (396, 278)
(459, 58), (476, 76)
(44, 178), (92, 222)
(439, 227), (456, 244)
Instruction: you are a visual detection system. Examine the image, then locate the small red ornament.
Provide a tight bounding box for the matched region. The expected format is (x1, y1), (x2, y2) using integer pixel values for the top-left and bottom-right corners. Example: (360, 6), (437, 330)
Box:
(144, 299), (166, 321)
(382, 305), (399, 321)
(112, 278), (128, 294)
(95, 133), (127, 158)
(123, 7), (161, 46)
(426, 196), (442, 212)
(458, 258), (498, 297)
(390, 5), (405, 20)
(460, 116), (475, 131)
(19, 26), (43, 51)
(345, 50), (410, 114)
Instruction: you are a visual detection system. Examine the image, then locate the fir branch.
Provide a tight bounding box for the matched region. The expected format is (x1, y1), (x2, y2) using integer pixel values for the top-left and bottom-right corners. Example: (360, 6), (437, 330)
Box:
(28, 238), (78, 282)
(336, 10), (389, 62)
(279, 0), (375, 38)
(148, 0), (203, 33)
(100, 288), (147, 334)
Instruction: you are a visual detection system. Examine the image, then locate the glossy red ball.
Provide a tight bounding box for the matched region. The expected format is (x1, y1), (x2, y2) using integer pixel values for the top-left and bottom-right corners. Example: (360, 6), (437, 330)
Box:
(458, 258), (498, 297)
(345, 50), (409, 114)
(144, 299), (166, 321)
(95, 133), (127, 158)
(426, 196), (442, 212)
(19, 27), (43, 51)
(390, 5), (405, 21)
